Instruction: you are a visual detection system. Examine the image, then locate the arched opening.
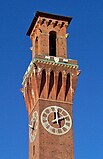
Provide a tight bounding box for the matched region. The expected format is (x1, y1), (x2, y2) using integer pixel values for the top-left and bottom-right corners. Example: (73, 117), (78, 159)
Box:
(48, 70), (54, 98)
(35, 37), (38, 54)
(39, 69), (46, 97)
(56, 72), (62, 99)
(49, 31), (56, 56)
(65, 73), (70, 100)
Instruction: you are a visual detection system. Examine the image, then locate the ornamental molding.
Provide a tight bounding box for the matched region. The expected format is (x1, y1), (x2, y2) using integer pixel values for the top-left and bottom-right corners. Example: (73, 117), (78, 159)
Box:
(22, 57), (78, 86)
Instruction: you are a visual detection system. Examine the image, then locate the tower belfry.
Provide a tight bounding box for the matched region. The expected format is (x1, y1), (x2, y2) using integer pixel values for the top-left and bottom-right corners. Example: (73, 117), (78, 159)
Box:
(22, 11), (80, 159)
(27, 11), (72, 59)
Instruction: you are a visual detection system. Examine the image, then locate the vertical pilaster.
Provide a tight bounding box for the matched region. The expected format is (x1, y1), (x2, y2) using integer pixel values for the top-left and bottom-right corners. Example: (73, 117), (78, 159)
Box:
(23, 83), (29, 112)
(62, 70), (67, 101)
(36, 66), (42, 98)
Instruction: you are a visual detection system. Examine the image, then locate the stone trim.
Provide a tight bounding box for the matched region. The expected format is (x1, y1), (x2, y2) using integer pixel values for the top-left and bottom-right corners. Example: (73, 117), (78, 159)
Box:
(22, 57), (78, 85)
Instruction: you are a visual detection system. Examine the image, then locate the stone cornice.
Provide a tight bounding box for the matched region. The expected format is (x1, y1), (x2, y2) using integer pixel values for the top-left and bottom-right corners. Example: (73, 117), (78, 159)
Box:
(27, 11), (72, 36)
(22, 56), (78, 86)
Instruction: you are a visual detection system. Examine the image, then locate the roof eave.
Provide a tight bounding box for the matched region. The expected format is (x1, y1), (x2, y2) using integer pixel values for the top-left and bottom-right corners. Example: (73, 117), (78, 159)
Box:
(26, 11), (72, 36)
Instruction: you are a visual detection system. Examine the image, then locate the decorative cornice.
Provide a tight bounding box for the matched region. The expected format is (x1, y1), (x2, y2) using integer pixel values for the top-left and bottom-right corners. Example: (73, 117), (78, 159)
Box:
(27, 11), (72, 36)
(22, 56), (78, 86)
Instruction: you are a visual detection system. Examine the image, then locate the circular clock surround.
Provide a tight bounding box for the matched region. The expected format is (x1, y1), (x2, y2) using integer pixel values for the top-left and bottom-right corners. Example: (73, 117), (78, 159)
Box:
(29, 111), (38, 143)
(41, 106), (72, 135)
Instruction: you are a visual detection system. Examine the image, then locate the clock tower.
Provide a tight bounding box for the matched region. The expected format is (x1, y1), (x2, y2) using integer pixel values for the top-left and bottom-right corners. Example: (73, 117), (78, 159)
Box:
(22, 11), (80, 159)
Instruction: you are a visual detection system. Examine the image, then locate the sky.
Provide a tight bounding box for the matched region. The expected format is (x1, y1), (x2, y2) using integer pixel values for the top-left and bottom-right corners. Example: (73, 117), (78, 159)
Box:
(0, 0), (103, 158)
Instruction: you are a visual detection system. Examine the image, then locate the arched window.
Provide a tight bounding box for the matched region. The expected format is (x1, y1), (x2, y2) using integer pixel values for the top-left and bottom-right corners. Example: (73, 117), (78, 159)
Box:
(65, 73), (70, 100)
(49, 31), (56, 56)
(35, 37), (38, 54)
(56, 72), (62, 99)
(39, 69), (46, 97)
(48, 70), (54, 98)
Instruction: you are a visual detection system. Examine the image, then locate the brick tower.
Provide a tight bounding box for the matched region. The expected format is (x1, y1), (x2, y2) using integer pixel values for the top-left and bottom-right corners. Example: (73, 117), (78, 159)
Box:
(22, 11), (80, 159)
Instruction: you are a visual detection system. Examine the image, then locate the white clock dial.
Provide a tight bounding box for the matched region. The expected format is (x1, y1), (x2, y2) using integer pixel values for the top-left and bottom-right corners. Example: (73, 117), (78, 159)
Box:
(41, 106), (72, 135)
(29, 111), (38, 143)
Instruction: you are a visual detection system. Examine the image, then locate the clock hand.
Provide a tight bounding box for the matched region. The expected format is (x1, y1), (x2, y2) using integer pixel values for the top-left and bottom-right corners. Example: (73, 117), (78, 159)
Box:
(52, 115), (69, 123)
(55, 107), (59, 124)
(28, 124), (34, 130)
(58, 115), (69, 120)
(28, 124), (33, 128)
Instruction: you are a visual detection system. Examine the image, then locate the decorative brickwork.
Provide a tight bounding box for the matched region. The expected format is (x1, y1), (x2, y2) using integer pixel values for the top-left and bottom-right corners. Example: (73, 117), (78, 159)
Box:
(22, 11), (80, 159)
(27, 11), (72, 59)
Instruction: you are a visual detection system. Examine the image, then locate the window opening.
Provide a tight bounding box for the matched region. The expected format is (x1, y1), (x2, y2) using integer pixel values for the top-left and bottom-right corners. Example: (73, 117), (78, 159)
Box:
(35, 37), (38, 54)
(49, 31), (56, 56)
(33, 145), (35, 156)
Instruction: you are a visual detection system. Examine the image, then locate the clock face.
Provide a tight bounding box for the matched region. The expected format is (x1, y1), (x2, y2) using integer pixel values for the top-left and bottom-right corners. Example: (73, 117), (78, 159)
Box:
(29, 111), (38, 143)
(41, 106), (72, 135)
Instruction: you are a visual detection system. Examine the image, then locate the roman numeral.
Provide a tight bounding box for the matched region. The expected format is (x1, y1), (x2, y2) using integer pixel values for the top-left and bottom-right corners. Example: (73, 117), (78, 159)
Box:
(42, 116), (48, 121)
(63, 124), (69, 130)
(43, 121), (49, 128)
(48, 126), (53, 132)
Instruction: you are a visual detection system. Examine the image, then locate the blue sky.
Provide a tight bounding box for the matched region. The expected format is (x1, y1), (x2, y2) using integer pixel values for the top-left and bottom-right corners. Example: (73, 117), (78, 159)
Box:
(0, 0), (103, 158)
